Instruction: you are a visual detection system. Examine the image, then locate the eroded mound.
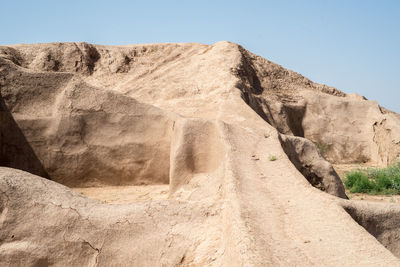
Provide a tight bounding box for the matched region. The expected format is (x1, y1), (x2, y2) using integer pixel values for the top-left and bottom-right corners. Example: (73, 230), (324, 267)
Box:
(1, 41), (400, 266)
(236, 48), (400, 165)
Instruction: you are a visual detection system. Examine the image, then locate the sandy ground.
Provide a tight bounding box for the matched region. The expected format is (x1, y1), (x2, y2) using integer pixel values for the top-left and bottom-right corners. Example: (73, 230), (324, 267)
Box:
(73, 165), (400, 204)
(348, 193), (400, 203)
(73, 185), (169, 204)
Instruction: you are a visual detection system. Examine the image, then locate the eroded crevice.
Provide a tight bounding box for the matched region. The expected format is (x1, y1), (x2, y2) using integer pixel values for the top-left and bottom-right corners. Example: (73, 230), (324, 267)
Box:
(233, 52), (263, 95)
(235, 49), (307, 137)
(240, 92), (307, 137)
(238, 63), (346, 197)
(82, 239), (101, 267)
(283, 103), (306, 137)
(82, 43), (101, 75)
(342, 201), (400, 258)
(234, 50), (351, 198)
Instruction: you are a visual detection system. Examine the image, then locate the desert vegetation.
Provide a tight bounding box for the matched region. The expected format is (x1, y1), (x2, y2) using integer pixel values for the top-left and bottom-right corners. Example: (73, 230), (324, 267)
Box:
(344, 161), (400, 194)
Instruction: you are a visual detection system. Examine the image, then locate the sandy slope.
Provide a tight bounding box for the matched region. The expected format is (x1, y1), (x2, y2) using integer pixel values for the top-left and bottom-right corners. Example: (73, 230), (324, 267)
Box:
(1, 41), (400, 266)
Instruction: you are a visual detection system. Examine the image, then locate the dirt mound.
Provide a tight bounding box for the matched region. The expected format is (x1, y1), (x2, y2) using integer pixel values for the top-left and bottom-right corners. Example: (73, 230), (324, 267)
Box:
(1, 41), (400, 265)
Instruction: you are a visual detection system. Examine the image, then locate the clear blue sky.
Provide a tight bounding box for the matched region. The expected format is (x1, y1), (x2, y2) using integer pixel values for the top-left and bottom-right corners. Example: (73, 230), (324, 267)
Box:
(1, 0), (399, 112)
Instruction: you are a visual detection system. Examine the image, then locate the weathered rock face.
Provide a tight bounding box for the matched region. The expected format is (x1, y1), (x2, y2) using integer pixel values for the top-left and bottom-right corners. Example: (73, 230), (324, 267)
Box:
(1, 42), (400, 266)
(279, 134), (347, 198)
(0, 66), (174, 186)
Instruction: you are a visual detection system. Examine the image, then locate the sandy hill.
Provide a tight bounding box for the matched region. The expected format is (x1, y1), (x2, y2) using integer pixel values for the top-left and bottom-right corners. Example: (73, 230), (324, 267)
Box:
(1, 41), (400, 266)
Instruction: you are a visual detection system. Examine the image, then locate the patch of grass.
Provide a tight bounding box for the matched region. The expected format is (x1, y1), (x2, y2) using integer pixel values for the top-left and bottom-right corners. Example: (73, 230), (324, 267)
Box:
(344, 161), (400, 194)
(269, 155), (277, 161)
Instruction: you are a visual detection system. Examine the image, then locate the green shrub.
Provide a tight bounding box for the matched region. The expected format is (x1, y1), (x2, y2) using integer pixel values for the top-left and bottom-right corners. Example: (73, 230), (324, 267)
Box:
(345, 172), (374, 193)
(344, 161), (400, 195)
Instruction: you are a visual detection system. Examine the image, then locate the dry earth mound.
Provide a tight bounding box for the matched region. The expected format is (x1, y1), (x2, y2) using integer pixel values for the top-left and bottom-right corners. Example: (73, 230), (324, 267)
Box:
(237, 48), (400, 165)
(1, 42), (400, 266)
